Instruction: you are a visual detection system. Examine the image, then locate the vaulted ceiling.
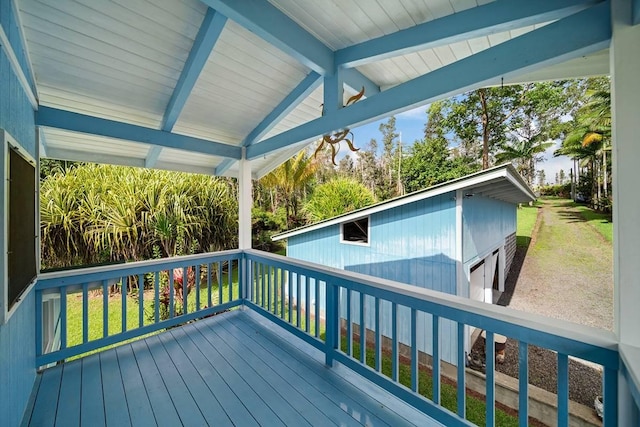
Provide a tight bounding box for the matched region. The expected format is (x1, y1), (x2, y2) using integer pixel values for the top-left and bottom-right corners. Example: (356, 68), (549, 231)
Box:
(17, 0), (611, 178)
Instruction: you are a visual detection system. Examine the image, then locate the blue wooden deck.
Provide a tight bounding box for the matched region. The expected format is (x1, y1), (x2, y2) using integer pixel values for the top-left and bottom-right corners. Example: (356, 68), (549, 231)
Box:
(24, 309), (443, 427)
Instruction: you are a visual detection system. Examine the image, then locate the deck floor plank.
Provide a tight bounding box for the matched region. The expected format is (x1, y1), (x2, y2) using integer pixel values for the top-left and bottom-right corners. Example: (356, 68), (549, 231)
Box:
(166, 327), (261, 427)
(129, 339), (182, 427)
(239, 310), (444, 427)
(143, 335), (209, 427)
(54, 361), (82, 427)
(80, 354), (106, 427)
(115, 345), (157, 427)
(196, 322), (336, 425)
(182, 323), (288, 427)
(99, 350), (132, 427)
(30, 365), (62, 427)
(156, 331), (234, 427)
(224, 312), (422, 427)
(28, 309), (444, 427)
(204, 316), (365, 427)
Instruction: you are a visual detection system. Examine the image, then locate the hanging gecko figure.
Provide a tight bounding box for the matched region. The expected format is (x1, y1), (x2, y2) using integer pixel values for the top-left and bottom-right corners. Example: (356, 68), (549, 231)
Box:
(315, 87), (365, 165)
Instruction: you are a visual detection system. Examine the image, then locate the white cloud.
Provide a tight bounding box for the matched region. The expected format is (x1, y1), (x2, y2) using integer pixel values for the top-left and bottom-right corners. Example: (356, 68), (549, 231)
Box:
(397, 105), (429, 120)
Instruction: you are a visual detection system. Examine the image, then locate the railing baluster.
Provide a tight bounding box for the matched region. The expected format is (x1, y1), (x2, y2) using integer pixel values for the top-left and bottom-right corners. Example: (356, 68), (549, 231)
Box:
(486, 331), (496, 427)
(315, 279), (320, 338)
(557, 353), (569, 427)
(297, 274), (302, 328)
(267, 265), (272, 311)
(182, 267), (187, 315)
(305, 276), (310, 333)
(410, 308), (418, 392)
(122, 277), (127, 332)
(102, 280), (109, 338)
(456, 322), (465, 418)
(375, 297), (381, 372)
(288, 270), (293, 323)
(138, 274), (144, 328)
(218, 262), (223, 305)
(392, 302), (398, 382)
(432, 314), (440, 405)
(82, 283), (89, 344)
(228, 259), (232, 301)
(60, 287), (67, 350)
(360, 292), (366, 365)
(518, 341), (529, 427)
(603, 366), (618, 427)
(260, 263), (265, 308)
(207, 262), (212, 307)
(169, 269), (174, 318)
(195, 265), (200, 311)
(280, 268), (285, 318)
(346, 289), (352, 357)
(35, 290), (43, 357)
(154, 272), (159, 324)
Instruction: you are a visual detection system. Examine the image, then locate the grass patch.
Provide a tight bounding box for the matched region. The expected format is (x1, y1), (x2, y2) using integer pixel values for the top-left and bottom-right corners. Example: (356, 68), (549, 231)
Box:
(66, 271), (239, 359)
(570, 202), (613, 242)
(343, 338), (518, 426)
(516, 202), (540, 248)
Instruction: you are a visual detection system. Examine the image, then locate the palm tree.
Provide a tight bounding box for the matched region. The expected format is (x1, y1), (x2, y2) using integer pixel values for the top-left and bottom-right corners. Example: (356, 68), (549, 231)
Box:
(496, 139), (553, 187)
(556, 80), (611, 206)
(261, 150), (318, 228)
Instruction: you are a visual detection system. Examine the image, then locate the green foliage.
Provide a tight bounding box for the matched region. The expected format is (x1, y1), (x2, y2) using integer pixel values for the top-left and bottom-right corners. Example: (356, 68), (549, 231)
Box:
(539, 183), (572, 198)
(516, 203), (540, 248)
(252, 207), (286, 252)
(40, 164), (238, 269)
(305, 178), (376, 221)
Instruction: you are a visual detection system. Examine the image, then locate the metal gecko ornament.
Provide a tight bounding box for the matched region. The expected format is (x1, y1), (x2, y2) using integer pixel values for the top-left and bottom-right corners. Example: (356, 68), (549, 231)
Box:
(314, 87), (365, 165)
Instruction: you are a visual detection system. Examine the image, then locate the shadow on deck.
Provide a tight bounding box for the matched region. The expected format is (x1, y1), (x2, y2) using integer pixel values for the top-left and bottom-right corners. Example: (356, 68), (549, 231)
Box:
(24, 309), (443, 427)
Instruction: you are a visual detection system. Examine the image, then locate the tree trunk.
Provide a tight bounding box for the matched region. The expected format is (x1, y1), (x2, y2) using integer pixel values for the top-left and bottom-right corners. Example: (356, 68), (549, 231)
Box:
(479, 88), (490, 169)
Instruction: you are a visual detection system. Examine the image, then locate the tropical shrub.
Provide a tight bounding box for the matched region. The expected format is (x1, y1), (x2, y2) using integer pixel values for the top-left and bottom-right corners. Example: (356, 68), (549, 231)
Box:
(304, 178), (375, 221)
(40, 164), (238, 269)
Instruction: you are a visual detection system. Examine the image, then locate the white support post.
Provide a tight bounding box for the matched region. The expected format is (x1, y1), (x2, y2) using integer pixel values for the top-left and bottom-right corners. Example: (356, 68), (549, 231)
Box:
(238, 150), (252, 250)
(611, 0), (640, 424)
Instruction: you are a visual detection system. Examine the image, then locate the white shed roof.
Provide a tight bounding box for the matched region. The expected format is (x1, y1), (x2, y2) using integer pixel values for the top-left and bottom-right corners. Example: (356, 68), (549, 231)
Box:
(272, 163), (536, 241)
(13, 0), (610, 178)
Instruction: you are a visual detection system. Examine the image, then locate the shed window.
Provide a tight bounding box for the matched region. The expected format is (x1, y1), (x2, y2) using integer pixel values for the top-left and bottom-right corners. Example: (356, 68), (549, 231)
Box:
(341, 217), (369, 244)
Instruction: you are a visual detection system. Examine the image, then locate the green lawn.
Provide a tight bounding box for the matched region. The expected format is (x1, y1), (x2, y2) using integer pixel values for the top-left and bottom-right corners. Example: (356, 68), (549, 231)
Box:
(66, 269), (239, 358)
(570, 202), (613, 242)
(516, 202), (540, 247)
(335, 336), (518, 426)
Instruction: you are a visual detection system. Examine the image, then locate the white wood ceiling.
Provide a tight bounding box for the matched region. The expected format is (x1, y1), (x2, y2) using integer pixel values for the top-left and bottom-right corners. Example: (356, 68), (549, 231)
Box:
(17, 0), (608, 177)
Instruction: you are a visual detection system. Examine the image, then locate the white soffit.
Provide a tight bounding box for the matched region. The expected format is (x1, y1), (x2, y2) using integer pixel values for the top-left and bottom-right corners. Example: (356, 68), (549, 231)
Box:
(172, 19), (310, 146)
(19, 0), (207, 126)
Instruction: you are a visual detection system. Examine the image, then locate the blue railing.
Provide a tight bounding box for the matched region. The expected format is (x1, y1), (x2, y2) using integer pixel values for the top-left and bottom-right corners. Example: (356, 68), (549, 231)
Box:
(244, 250), (620, 427)
(36, 250), (243, 366)
(36, 249), (628, 426)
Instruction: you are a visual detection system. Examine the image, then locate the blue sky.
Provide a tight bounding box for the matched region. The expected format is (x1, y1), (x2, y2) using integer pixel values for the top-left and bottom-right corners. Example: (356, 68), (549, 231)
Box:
(349, 105), (573, 185)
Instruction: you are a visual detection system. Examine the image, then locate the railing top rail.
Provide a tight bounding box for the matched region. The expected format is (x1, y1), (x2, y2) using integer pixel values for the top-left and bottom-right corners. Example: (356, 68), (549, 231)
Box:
(245, 249), (618, 366)
(37, 249), (242, 290)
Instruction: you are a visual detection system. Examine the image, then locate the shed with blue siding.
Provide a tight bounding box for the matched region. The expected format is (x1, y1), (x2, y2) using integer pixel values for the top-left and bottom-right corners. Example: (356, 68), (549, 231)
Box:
(273, 164), (536, 365)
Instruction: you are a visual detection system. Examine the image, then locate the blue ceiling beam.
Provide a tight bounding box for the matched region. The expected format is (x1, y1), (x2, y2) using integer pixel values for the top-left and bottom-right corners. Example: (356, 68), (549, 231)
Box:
(145, 146), (163, 168)
(214, 158), (235, 175)
(335, 0), (603, 68)
(36, 106), (242, 159)
(162, 8), (227, 131)
(634, 0), (640, 25)
(247, 2), (611, 159)
(200, 0), (333, 75)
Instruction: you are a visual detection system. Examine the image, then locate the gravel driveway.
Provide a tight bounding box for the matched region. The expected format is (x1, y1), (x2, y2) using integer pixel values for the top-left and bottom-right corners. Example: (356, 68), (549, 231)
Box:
(488, 199), (614, 408)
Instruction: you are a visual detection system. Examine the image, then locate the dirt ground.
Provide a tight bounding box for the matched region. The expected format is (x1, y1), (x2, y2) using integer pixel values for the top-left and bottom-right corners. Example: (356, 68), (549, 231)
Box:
(501, 199), (614, 330)
(482, 199), (614, 408)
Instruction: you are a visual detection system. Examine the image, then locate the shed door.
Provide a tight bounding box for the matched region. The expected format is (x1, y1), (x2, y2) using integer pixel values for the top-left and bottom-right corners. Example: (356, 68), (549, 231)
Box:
(469, 261), (486, 303)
